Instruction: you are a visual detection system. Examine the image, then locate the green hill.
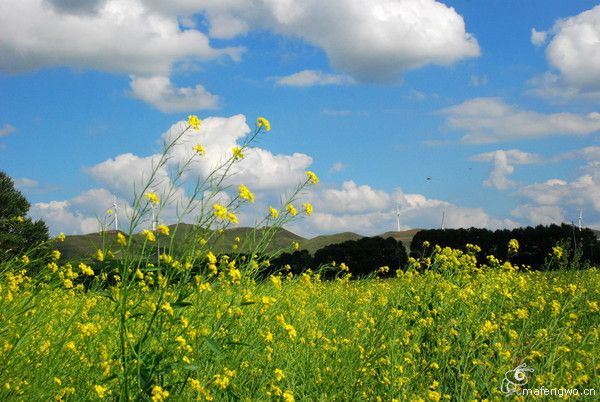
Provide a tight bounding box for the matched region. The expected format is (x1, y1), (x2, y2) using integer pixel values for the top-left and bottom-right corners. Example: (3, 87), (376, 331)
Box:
(56, 226), (421, 262)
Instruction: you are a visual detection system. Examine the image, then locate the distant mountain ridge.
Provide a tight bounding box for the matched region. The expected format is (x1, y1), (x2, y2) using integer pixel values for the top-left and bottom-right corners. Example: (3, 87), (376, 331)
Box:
(55, 225), (418, 262)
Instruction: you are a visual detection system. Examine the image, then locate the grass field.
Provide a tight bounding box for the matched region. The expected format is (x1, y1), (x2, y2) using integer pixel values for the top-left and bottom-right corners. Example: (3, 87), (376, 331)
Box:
(2, 244), (599, 401)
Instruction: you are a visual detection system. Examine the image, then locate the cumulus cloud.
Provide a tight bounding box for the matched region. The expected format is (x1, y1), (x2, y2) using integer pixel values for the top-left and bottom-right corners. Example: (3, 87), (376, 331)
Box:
(471, 149), (542, 190)
(528, 5), (600, 100)
(513, 161), (600, 227)
(293, 182), (517, 237)
(275, 70), (353, 87)
(511, 204), (564, 226)
(0, 124), (16, 137)
(0, 0), (241, 76)
(29, 188), (125, 235)
(161, 115), (312, 190)
(130, 76), (219, 112)
(442, 97), (600, 143)
(530, 28), (547, 46)
(156, 0), (479, 82)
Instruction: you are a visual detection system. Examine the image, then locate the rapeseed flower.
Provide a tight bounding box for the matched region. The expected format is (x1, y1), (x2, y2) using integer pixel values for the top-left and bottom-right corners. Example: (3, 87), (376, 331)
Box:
(508, 238), (519, 253)
(188, 115), (201, 130)
(142, 229), (156, 242)
(156, 224), (170, 236)
(192, 143), (205, 156)
(269, 206), (279, 219)
(145, 192), (159, 205)
(117, 232), (127, 246)
(286, 204), (297, 216)
(306, 171), (319, 185)
(213, 204), (228, 220)
(57, 232), (66, 242)
(257, 117), (271, 131)
(95, 249), (105, 262)
(303, 202), (313, 216)
(232, 147), (244, 160)
(238, 184), (255, 203)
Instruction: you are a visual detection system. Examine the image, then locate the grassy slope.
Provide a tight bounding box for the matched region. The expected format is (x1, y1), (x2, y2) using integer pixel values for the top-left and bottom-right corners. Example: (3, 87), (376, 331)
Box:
(57, 227), (421, 261)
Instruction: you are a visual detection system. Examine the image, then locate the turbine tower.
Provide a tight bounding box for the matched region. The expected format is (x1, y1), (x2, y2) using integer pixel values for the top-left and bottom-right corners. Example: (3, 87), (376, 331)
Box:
(113, 196), (119, 231)
(441, 210), (446, 230)
(396, 206), (400, 232)
(578, 209), (583, 231)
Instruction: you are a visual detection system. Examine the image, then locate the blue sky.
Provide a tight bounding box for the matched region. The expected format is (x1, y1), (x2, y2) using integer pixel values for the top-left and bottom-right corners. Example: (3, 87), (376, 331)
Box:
(1, 0), (600, 237)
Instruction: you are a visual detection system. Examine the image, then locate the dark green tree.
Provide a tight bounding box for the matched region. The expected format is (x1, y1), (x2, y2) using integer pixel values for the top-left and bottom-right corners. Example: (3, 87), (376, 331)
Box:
(0, 171), (49, 262)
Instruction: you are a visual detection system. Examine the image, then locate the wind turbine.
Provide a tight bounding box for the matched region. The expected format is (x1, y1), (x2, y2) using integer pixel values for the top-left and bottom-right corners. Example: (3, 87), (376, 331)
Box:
(113, 196), (119, 231)
(578, 209), (583, 231)
(395, 206), (401, 232)
(441, 210), (446, 230)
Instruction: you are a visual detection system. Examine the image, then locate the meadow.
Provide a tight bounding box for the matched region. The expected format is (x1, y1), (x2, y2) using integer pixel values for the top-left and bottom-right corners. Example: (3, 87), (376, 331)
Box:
(1, 117), (598, 401)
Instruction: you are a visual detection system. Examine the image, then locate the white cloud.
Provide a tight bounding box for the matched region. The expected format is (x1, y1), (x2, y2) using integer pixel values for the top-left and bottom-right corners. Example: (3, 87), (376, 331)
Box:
(553, 145), (600, 162)
(0, 0), (241, 76)
(546, 5), (600, 89)
(530, 28), (547, 46)
(469, 74), (488, 87)
(14, 177), (38, 189)
(329, 162), (347, 173)
(513, 161), (600, 227)
(511, 204), (564, 226)
(161, 115), (312, 190)
(528, 5), (600, 100)
(442, 97), (600, 143)
(471, 149), (542, 190)
(292, 182), (518, 237)
(158, 0), (479, 82)
(312, 181), (392, 214)
(275, 70), (353, 87)
(29, 189), (124, 235)
(0, 124), (16, 137)
(130, 76), (220, 112)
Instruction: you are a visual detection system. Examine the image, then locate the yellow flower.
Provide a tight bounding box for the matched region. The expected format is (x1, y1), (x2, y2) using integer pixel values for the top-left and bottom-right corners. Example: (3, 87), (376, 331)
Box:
(64, 279), (73, 289)
(151, 385), (170, 402)
(303, 202), (313, 216)
(228, 212), (239, 224)
(188, 114), (201, 130)
(286, 204), (297, 216)
(157, 224), (170, 236)
(57, 232), (66, 242)
(232, 146), (244, 160)
(305, 171), (319, 185)
(106, 209), (113, 215)
(274, 368), (285, 381)
(145, 192), (159, 205)
(117, 232), (127, 246)
(142, 229), (156, 242)
(552, 246), (564, 259)
(79, 263), (95, 276)
(292, 242), (299, 251)
(21, 255), (30, 265)
(95, 385), (111, 399)
(16, 216), (25, 223)
(238, 184), (255, 203)
(257, 117), (271, 131)
(508, 238), (519, 253)
(192, 143), (205, 156)
(51, 249), (61, 261)
(213, 204), (228, 220)
(269, 206), (279, 219)
(95, 249), (105, 262)
(283, 390), (295, 402)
